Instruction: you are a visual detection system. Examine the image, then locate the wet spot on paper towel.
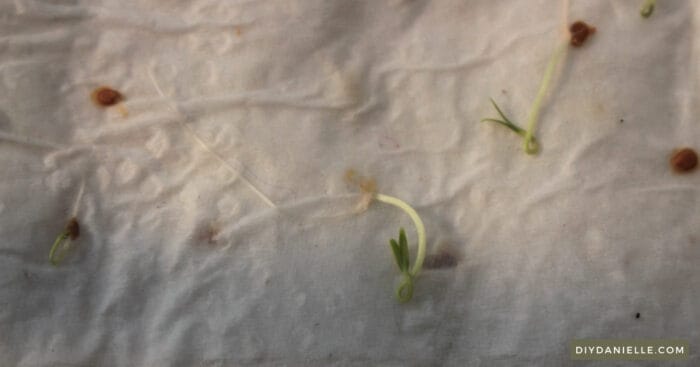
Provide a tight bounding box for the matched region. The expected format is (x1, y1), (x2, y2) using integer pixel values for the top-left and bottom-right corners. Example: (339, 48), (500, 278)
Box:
(149, 62), (178, 92)
(197, 223), (220, 245)
(187, 32), (233, 55)
(115, 160), (139, 185)
(689, 235), (699, 245)
(0, 110), (10, 130)
(301, 331), (314, 351)
(294, 293), (307, 308)
(45, 170), (72, 191)
(344, 169), (376, 193)
(140, 177), (163, 201)
(96, 166), (112, 191)
(423, 247), (460, 270)
(238, 334), (264, 361)
(378, 134), (400, 150)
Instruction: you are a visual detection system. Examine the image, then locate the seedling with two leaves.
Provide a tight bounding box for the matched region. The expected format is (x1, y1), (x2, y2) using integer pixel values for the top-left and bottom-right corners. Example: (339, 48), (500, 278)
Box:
(482, 35), (568, 155)
(389, 228), (414, 302)
(481, 98), (539, 154)
(346, 171), (427, 303)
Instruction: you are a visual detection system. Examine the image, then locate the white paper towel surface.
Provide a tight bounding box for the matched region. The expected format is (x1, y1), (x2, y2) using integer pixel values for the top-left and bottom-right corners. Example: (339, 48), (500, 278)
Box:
(1, 0), (700, 366)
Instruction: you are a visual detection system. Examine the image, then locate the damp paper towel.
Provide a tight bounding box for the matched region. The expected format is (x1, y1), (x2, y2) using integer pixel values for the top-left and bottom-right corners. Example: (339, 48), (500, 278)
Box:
(1, 0), (700, 366)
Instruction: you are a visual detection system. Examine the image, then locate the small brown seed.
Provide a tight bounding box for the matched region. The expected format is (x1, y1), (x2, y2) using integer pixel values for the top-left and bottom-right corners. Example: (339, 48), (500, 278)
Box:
(569, 21), (596, 48)
(65, 217), (80, 240)
(92, 86), (122, 107)
(670, 148), (698, 173)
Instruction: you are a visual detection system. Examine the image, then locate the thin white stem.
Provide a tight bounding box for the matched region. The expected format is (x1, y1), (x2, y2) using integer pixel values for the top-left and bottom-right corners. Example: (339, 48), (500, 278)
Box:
(522, 0), (570, 154)
(561, 0), (570, 34)
(523, 41), (568, 154)
(71, 179), (85, 216)
(148, 70), (277, 209)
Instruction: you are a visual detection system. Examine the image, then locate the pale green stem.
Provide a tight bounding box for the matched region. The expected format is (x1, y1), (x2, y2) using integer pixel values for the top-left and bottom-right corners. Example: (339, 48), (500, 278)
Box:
(49, 232), (69, 266)
(523, 42), (568, 155)
(374, 193), (426, 277)
(396, 272), (414, 302)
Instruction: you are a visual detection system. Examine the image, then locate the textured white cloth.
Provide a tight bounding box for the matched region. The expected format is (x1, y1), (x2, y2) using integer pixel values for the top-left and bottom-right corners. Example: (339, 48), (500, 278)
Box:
(1, 0), (699, 365)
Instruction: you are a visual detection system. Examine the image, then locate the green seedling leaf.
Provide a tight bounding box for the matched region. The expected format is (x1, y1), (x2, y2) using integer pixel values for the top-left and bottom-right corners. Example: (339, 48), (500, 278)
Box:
(481, 118), (524, 135)
(482, 98), (539, 153)
(398, 228), (410, 272)
(389, 238), (404, 272)
(389, 228), (412, 273)
(482, 99), (528, 136)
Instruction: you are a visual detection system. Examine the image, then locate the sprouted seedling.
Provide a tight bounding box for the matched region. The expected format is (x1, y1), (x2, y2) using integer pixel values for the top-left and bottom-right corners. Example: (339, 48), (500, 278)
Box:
(345, 170), (426, 302)
(375, 194), (426, 303)
(481, 98), (539, 153)
(49, 217), (80, 265)
(482, 1), (573, 155)
(388, 228), (413, 301)
(640, 0), (656, 18)
(483, 41), (567, 155)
